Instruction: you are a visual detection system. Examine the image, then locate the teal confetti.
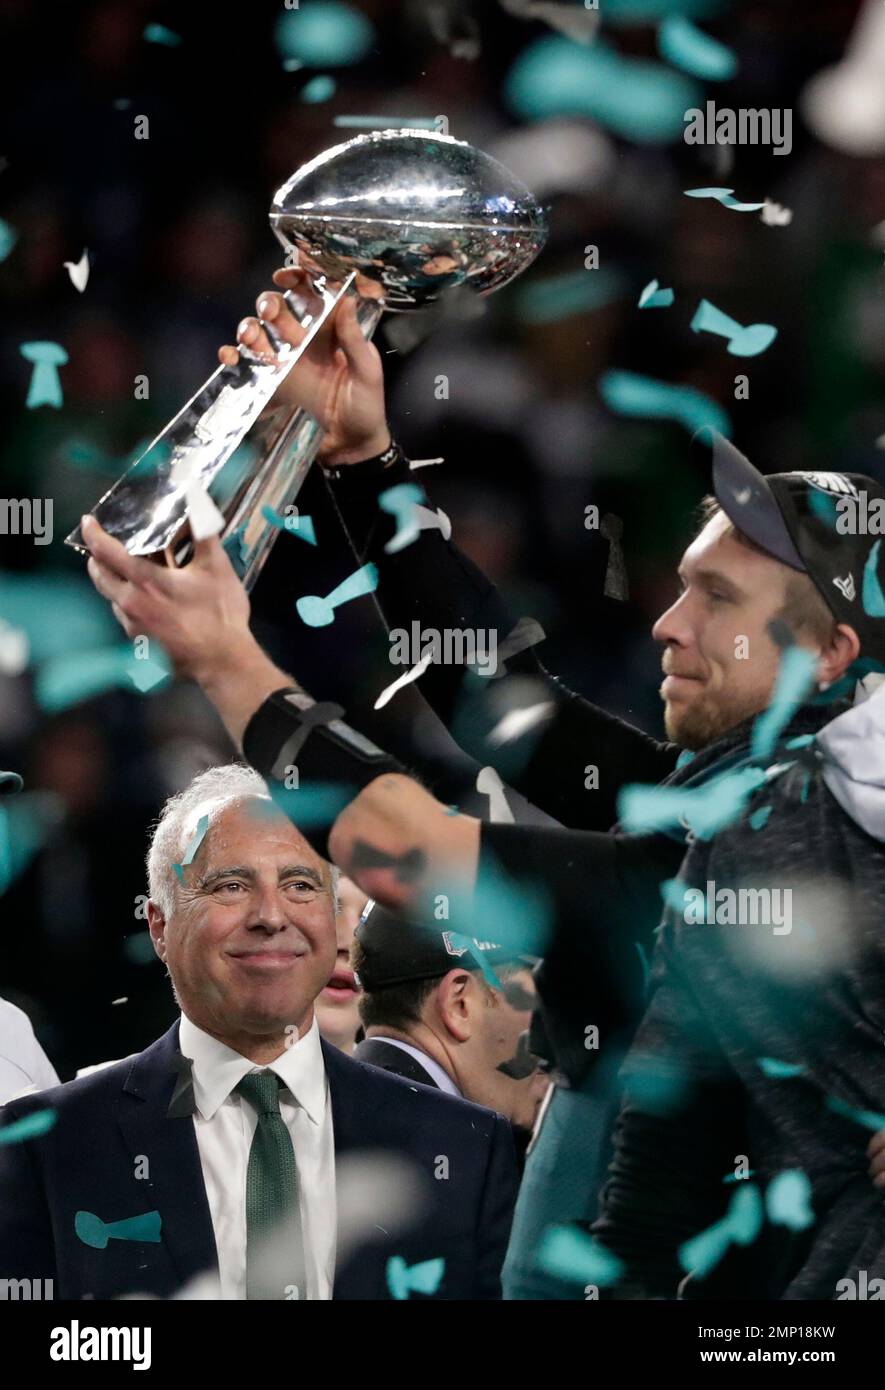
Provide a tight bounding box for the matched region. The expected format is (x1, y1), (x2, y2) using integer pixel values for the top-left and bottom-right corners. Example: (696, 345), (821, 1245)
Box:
(296, 563), (378, 628)
(0, 217), (17, 262)
(123, 933), (157, 966)
(827, 1096), (885, 1132)
(624, 1057), (688, 1114)
(766, 1170), (814, 1231)
(261, 505), (317, 546)
(444, 931), (505, 992)
(751, 646), (817, 761)
(274, 1), (374, 67)
(808, 488), (840, 528)
(301, 74), (337, 103)
(36, 643), (171, 713)
(785, 734), (815, 750)
(537, 1225), (625, 1287)
(0, 1108), (57, 1146)
(684, 187), (765, 212)
(144, 23), (181, 46)
(20, 341), (68, 409)
(658, 16), (737, 80)
(728, 1183), (764, 1245)
(690, 299), (777, 357)
(505, 34), (700, 143)
(599, 369), (731, 437)
(173, 813), (209, 884)
(758, 1056), (805, 1079)
(379, 482), (426, 554)
(619, 764), (767, 840)
(0, 792), (65, 896)
(75, 1209), (162, 1250)
(385, 1255), (444, 1300)
(638, 278), (674, 309)
(267, 781), (357, 828)
(862, 540), (885, 617)
(660, 877), (692, 914)
(748, 804), (772, 830)
(679, 1183), (762, 1275)
(676, 749), (696, 769)
(515, 267), (627, 324)
(723, 1169), (755, 1184)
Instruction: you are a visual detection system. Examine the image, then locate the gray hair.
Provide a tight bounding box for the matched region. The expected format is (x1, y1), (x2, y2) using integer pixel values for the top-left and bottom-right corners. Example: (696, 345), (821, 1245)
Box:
(146, 763), (339, 918)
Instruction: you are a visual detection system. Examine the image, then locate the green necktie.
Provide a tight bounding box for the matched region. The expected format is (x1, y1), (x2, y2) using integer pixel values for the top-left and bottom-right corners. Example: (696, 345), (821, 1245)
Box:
(236, 1070), (304, 1300)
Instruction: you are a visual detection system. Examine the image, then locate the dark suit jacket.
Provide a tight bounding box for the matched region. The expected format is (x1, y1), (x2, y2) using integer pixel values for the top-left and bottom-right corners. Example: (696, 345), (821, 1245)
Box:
(353, 1037), (440, 1089)
(0, 1022), (519, 1300)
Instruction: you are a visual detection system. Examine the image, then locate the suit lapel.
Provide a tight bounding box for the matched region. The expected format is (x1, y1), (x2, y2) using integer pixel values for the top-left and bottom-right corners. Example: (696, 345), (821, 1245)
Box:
(117, 1022), (218, 1290)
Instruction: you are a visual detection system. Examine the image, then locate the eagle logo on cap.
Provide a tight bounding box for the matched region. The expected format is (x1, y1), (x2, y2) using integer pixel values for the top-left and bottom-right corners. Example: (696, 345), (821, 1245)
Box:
(795, 472), (859, 500)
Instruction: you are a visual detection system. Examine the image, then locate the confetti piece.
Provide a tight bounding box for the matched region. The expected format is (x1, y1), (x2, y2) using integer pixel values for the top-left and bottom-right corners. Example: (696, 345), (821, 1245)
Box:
(0, 217), (17, 262)
(486, 700), (554, 747)
(275, 1), (375, 67)
(690, 299), (778, 358)
(19, 341), (68, 409)
(36, 644), (171, 712)
(260, 505), (317, 546)
(505, 34), (700, 143)
(379, 482), (426, 554)
(75, 1209), (162, 1249)
(63, 248), (89, 292)
(723, 1169), (755, 1183)
(185, 481), (225, 540)
(537, 1225), (625, 1287)
(515, 267), (626, 325)
(374, 650), (433, 710)
(751, 646), (817, 760)
(638, 278), (674, 309)
(761, 200), (793, 227)
(386, 1254), (445, 1300)
(409, 457), (444, 471)
(0, 618), (28, 676)
(657, 16), (736, 81)
(268, 782), (358, 829)
(827, 1096), (885, 1132)
(476, 766), (515, 824)
(862, 540), (885, 617)
(620, 765), (767, 840)
(494, 616), (546, 675)
(111, 997), (128, 1006)
(679, 1183), (763, 1277)
(599, 369), (731, 437)
(301, 74), (337, 103)
(296, 563), (378, 628)
(0, 1108), (56, 1146)
(807, 488), (840, 527)
(623, 1056), (689, 1113)
(684, 187), (766, 212)
(143, 23), (181, 46)
(766, 1170), (814, 1230)
(748, 804), (772, 830)
(413, 503), (452, 542)
(123, 933), (158, 966)
(676, 749), (695, 769)
(444, 931), (506, 991)
(758, 1056), (805, 1079)
(173, 813), (209, 884)
(726, 1182), (764, 1246)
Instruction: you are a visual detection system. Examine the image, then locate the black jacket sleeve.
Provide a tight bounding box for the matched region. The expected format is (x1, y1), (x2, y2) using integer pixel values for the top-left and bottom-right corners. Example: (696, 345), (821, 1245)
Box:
(320, 455), (678, 828)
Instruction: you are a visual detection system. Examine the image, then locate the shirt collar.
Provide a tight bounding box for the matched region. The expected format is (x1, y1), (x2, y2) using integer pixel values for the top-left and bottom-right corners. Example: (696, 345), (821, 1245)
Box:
(375, 1037), (462, 1097)
(178, 1012), (327, 1125)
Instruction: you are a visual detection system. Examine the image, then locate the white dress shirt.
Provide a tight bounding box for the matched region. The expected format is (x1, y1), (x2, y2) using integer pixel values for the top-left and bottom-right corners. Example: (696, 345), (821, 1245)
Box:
(377, 1037), (462, 1097)
(0, 998), (59, 1104)
(178, 1012), (336, 1300)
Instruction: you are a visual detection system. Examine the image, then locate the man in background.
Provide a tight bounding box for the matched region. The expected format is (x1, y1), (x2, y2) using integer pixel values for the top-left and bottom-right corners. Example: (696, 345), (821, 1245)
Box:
(315, 876), (366, 1056)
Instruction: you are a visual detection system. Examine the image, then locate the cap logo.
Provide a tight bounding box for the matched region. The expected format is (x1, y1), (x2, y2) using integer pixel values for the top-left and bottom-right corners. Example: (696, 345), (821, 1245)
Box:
(441, 931), (503, 957)
(795, 471), (859, 500)
(833, 573), (856, 601)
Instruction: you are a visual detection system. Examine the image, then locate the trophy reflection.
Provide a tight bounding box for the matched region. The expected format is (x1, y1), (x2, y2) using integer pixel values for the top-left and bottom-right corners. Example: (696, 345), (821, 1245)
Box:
(66, 128), (548, 590)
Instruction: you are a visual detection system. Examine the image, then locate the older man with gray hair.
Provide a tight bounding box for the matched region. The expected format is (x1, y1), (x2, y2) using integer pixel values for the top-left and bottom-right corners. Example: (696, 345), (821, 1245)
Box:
(0, 764), (519, 1300)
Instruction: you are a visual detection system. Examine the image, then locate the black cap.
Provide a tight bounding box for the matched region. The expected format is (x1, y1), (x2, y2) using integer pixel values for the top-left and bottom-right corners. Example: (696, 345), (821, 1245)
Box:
(697, 430), (885, 664)
(353, 899), (526, 992)
(0, 771), (22, 794)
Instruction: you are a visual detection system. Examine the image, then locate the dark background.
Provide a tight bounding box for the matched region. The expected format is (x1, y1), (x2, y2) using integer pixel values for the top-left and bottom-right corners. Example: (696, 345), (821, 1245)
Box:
(0, 0), (882, 1077)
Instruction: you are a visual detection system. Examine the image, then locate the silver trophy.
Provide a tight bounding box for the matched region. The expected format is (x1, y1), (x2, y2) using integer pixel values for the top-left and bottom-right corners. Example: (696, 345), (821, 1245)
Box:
(65, 129), (548, 589)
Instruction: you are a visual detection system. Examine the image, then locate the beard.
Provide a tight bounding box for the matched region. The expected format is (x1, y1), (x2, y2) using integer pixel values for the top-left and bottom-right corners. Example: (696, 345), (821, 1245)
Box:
(662, 684), (766, 751)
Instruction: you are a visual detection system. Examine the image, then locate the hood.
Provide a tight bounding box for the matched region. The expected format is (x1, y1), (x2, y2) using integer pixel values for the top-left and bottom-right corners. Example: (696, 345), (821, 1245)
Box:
(817, 674), (885, 841)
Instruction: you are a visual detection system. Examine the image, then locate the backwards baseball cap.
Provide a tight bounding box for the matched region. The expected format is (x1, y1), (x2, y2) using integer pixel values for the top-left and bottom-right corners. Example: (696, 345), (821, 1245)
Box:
(353, 899), (527, 992)
(697, 429), (885, 665)
(0, 771), (23, 794)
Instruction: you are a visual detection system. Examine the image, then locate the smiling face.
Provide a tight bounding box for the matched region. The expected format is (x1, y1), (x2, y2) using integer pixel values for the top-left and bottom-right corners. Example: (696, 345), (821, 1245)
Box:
(652, 511), (799, 750)
(147, 797), (337, 1060)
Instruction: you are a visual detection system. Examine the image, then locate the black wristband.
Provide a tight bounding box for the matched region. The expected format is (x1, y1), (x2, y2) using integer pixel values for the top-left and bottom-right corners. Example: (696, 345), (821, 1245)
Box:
(242, 688), (407, 857)
(324, 437), (410, 483)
